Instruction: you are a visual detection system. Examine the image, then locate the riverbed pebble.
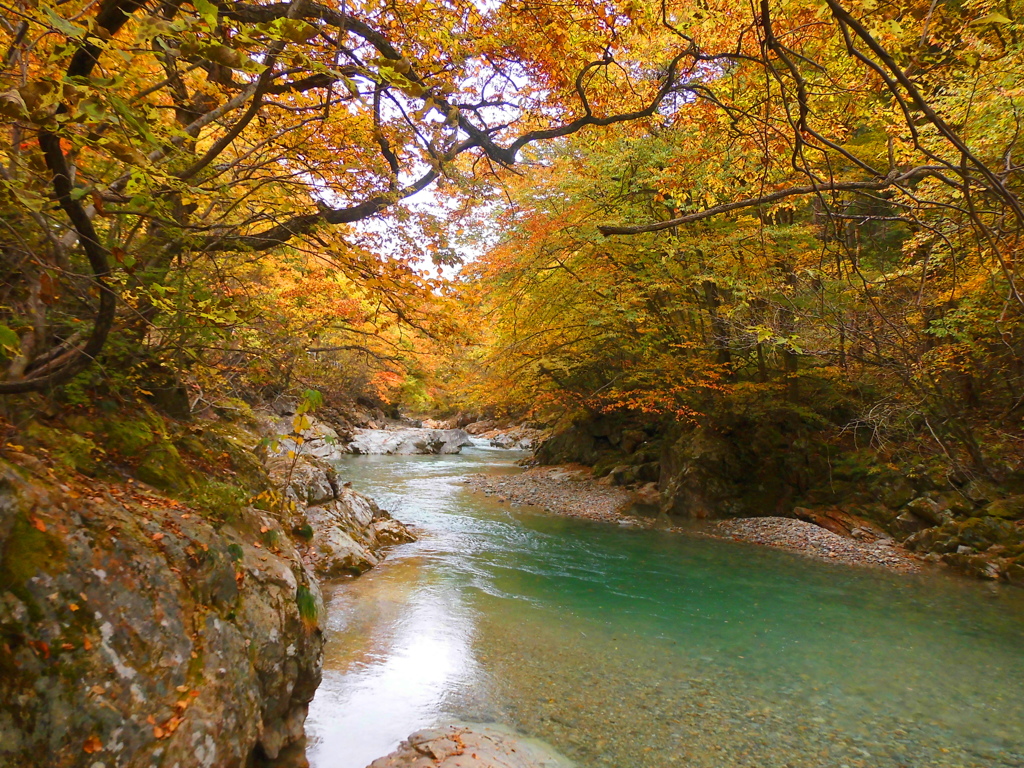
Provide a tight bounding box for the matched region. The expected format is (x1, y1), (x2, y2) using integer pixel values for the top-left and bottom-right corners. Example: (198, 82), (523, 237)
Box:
(465, 465), (634, 522)
(715, 517), (922, 573)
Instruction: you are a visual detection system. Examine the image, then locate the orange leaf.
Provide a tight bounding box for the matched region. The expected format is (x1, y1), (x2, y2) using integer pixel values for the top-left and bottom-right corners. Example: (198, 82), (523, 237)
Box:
(151, 532), (165, 541)
(30, 516), (46, 532)
(83, 736), (102, 754)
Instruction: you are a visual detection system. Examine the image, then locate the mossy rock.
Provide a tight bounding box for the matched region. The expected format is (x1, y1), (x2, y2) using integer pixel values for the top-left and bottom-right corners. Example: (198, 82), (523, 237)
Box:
(103, 416), (161, 455)
(876, 477), (916, 509)
(183, 480), (251, 522)
(19, 421), (101, 475)
(136, 442), (194, 492)
(952, 517), (1018, 550)
(0, 484), (67, 611)
(982, 495), (1024, 520)
(591, 455), (619, 478)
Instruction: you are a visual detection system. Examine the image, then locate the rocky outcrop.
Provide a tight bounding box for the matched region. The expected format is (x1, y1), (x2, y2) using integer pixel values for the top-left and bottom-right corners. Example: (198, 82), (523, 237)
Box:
(0, 460), (322, 768)
(367, 724), (574, 768)
(264, 453), (414, 576)
(0, 406), (418, 768)
(346, 428), (472, 455)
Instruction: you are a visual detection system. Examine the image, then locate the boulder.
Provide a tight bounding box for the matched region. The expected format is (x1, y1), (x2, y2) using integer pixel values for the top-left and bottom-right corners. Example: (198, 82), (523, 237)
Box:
(302, 488), (414, 576)
(894, 509), (931, 536)
(878, 477), (916, 509)
(263, 415), (346, 462)
(904, 495), (949, 526)
(367, 724), (574, 768)
(793, 507), (891, 542)
(347, 428), (472, 455)
(620, 429), (646, 455)
(265, 453), (339, 506)
(982, 495), (1024, 520)
(490, 433), (517, 449)
(963, 477), (1001, 505)
(609, 465), (637, 486)
(486, 426), (545, 451)
(0, 463), (323, 768)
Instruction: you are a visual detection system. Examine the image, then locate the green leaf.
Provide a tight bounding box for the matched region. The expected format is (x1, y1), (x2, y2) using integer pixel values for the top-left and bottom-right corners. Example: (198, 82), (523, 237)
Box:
(10, 185), (46, 212)
(193, 0), (220, 29)
(43, 7), (85, 38)
(301, 388), (324, 409)
(0, 324), (21, 356)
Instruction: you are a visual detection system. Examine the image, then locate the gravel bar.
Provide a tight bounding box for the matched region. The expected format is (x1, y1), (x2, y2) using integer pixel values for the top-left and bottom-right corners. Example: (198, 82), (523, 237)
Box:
(467, 466), (922, 573)
(465, 465), (634, 523)
(715, 517), (922, 573)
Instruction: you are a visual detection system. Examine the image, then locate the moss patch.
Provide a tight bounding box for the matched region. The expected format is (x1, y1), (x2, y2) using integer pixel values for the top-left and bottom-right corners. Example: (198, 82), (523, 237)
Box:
(0, 511), (67, 609)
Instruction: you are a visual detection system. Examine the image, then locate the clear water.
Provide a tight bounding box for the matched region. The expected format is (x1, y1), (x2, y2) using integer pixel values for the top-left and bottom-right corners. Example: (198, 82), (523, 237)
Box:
(306, 445), (1024, 768)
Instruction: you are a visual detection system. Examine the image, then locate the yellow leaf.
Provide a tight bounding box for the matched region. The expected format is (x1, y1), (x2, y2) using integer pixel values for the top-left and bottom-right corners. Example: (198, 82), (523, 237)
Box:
(973, 12), (1012, 24)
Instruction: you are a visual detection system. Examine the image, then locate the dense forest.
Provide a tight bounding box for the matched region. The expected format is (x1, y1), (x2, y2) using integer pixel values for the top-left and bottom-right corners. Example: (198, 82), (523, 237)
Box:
(3, 0), (1023, 462)
(2, 0), (1024, 765)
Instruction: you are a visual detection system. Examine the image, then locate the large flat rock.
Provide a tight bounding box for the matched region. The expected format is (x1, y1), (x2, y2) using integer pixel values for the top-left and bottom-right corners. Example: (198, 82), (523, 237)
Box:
(366, 724), (574, 768)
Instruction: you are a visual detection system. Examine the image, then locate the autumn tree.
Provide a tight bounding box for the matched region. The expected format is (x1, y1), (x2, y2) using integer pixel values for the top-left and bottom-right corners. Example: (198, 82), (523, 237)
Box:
(0, 0), (692, 398)
(462, 0), (1024, 474)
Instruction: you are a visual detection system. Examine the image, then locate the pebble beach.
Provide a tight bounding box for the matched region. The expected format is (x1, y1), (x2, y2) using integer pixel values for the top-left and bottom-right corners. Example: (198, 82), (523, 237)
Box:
(466, 464), (923, 574)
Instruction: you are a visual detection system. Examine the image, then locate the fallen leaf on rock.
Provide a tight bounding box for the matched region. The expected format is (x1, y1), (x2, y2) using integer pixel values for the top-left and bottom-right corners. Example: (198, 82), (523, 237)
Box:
(153, 725), (165, 739)
(260, 525), (269, 533)
(90, 685), (105, 695)
(151, 532), (165, 541)
(61, 643), (74, 650)
(83, 736), (102, 754)
(69, 603), (79, 611)
(30, 516), (46, 532)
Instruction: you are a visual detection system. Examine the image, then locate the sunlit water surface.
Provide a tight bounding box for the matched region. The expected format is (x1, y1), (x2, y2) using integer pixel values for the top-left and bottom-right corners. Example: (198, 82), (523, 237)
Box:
(306, 443), (1024, 768)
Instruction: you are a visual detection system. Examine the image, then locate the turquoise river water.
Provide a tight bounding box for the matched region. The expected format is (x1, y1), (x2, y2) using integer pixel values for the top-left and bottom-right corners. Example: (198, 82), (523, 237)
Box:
(306, 443), (1024, 768)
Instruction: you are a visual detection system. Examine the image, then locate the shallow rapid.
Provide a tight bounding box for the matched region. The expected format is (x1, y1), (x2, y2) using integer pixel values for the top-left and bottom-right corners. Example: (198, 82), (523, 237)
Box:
(306, 443), (1024, 768)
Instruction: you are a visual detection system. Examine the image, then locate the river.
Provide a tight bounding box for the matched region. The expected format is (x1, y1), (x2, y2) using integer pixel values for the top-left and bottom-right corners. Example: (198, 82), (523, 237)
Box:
(306, 442), (1024, 768)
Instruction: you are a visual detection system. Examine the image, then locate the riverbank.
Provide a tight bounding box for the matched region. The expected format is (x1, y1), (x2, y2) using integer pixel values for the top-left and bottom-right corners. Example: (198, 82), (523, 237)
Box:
(466, 465), (923, 574)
